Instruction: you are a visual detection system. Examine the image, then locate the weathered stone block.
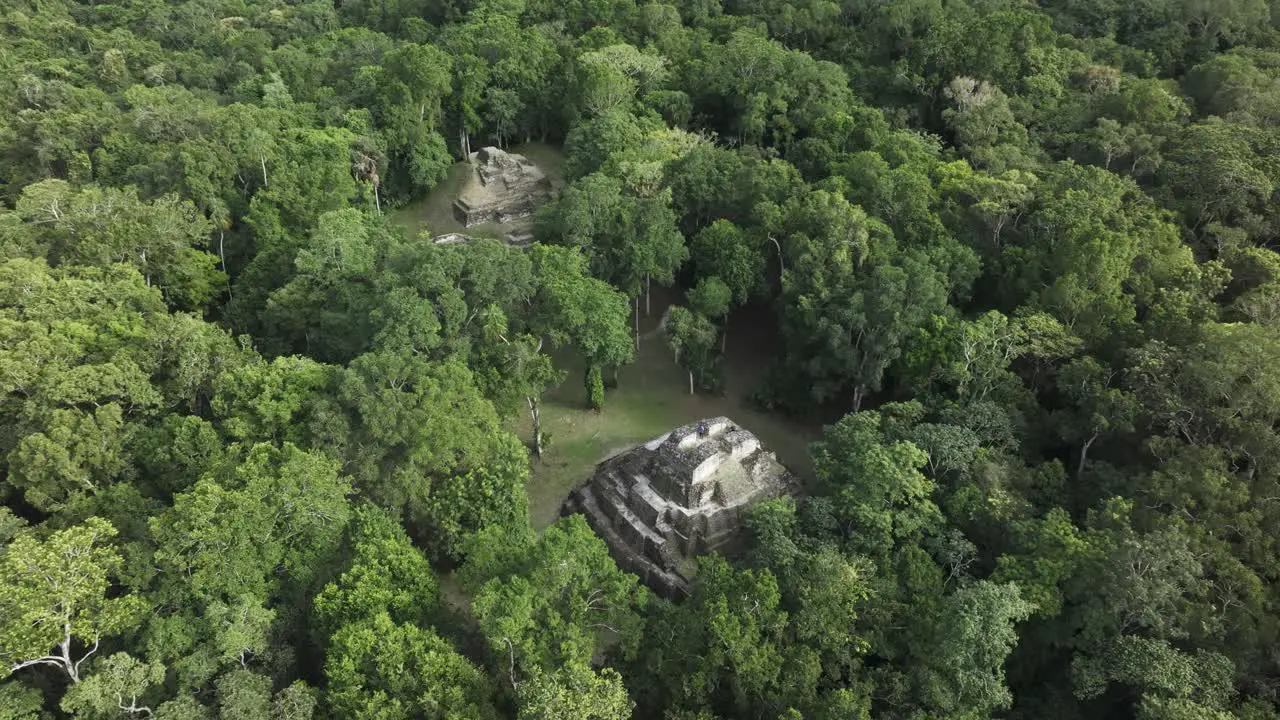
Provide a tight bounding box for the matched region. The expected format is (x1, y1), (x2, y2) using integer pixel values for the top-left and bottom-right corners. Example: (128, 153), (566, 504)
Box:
(452, 147), (555, 228)
(563, 417), (797, 598)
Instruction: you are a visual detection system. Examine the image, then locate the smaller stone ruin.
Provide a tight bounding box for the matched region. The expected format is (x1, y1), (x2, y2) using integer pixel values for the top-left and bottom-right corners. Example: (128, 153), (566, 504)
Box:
(431, 232), (471, 245)
(431, 231), (533, 247)
(452, 146), (555, 227)
(564, 417), (797, 598)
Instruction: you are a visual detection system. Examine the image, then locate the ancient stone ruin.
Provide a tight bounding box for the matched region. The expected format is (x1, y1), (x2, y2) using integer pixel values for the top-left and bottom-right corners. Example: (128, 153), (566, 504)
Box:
(431, 232), (471, 245)
(564, 417), (797, 598)
(431, 230), (533, 247)
(452, 146), (555, 227)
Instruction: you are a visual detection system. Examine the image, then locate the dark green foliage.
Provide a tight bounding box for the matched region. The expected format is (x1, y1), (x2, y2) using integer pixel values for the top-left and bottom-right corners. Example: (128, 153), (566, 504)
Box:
(460, 515), (648, 678)
(3, 0), (1280, 716)
(339, 352), (530, 560)
(324, 612), (500, 720)
(586, 365), (606, 410)
(313, 504), (439, 635)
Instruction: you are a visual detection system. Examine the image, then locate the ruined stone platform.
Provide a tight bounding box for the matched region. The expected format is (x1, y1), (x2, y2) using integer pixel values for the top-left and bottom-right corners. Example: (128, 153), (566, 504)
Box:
(452, 146), (555, 227)
(563, 418), (796, 598)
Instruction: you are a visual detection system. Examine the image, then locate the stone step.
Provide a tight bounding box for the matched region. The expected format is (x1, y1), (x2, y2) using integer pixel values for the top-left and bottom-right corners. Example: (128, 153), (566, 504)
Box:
(577, 488), (613, 539)
(630, 473), (667, 507)
(601, 488), (665, 550)
(576, 488), (689, 599)
(605, 471), (630, 499)
(626, 474), (668, 526)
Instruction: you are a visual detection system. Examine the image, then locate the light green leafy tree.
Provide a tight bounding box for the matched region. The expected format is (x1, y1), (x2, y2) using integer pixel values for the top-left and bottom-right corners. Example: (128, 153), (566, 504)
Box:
(60, 653), (165, 719)
(0, 519), (147, 684)
(769, 189), (948, 411)
(688, 276), (732, 329)
(339, 353), (529, 560)
(206, 598), (275, 669)
(313, 504), (439, 636)
(627, 556), (793, 717)
(463, 515), (648, 678)
(812, 411), (942, 563)
(0, 678), (48, 718)
(529, 245), (634, 395)
(150, 443), (351, 604)
(517, 662), (635, 720)
(917, 581), (1035, 718)
(8, 180), (224, 310)
(690, 221), (764, 304)
(576, 44), (667, 118)
(664, 305), (719, 394)
(324, 612), (499, 720)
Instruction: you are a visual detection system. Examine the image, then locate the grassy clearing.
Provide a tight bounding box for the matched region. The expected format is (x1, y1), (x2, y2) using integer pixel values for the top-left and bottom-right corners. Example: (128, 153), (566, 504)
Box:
(389, 150), (816, 532)
(515, 291), (822, 530)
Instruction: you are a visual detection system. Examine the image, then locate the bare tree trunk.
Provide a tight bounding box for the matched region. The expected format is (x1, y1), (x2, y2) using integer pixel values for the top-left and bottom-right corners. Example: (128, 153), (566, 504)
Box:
(502, 637), (519, 690)
(689, 370), (694, 396)
(260, 156), (268, 188)
(219, 231), (232, 299)
(634, 296), (640, 349)
(852, 385), (865, 413)
(11, 628), (97, 684)
(646, 274), (651, 316)
(769, 235), (785, 282)
(528, 396), (542, 459)
(1077, 434), (1097, 481)
(62, 632), (77, 683)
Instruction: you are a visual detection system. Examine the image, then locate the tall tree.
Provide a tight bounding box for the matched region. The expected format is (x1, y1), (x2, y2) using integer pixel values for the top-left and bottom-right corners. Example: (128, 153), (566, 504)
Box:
(812, 411), (942, 563)
(339, 353), (529, 559)
(517, 663), (635, 720)
(7, 180), (224, 310)
(769, 189), (948, 410)
(664, 305), (719, 394)
(461, 516), (648, 678)
(1, 519), (147, 684)
(324, 612), (500, 720)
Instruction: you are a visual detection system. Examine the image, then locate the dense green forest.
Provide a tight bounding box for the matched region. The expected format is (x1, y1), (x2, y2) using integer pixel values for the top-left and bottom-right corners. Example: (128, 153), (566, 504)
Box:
(2, 0), (1280, 716)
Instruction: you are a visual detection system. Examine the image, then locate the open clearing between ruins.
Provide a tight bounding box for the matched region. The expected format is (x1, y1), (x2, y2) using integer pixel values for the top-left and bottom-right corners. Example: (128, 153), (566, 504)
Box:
(514, 292), (821, 531)
(391, 147), (818, 532)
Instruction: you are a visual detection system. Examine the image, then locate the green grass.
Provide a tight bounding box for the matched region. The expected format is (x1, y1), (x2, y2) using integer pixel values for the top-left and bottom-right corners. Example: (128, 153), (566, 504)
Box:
(514, 291), (821, 530)
(389, 148), (815, 532)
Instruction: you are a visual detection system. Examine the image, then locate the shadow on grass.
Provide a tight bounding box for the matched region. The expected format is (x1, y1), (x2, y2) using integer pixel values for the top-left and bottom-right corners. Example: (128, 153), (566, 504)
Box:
(516, 289), (822, 531)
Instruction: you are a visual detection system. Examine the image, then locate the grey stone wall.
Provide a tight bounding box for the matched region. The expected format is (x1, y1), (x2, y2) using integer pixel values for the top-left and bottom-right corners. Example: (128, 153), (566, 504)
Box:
(563, 417), (797, 598)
